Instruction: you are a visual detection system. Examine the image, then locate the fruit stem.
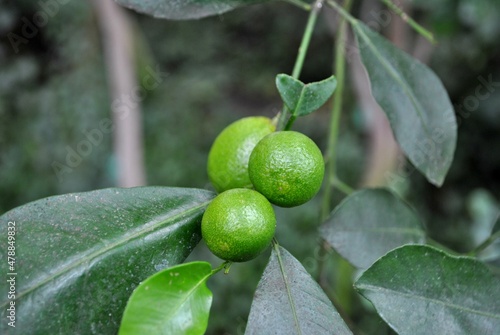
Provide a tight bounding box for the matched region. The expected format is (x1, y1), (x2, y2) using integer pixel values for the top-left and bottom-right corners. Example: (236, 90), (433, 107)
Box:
(284, 115), (296, 130)
(212, 261), (231, 275)
(277, 0), (324, 130)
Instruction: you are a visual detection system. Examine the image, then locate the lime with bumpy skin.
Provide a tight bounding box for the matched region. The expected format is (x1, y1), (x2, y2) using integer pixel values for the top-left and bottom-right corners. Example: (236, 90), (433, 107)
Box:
(248, 131), (325, 207)
(201, 188), (276, 262)
(207, 116), (275, 193)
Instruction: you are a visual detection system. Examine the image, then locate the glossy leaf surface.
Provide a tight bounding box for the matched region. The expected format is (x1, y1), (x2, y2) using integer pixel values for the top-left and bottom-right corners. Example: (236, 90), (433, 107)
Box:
(119, 262), (214, 335)
(245, 245), (352, 335)
(320, 188), (425, 269)
(355, 245), (500, 335)
(0, 187), (214, 334)
(353, 22), (457, 186)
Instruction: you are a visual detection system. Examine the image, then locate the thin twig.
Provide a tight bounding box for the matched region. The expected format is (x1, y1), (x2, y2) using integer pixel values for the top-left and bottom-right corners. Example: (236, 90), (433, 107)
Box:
(380, 0), (436, 44)
(277, 0), (325, 130)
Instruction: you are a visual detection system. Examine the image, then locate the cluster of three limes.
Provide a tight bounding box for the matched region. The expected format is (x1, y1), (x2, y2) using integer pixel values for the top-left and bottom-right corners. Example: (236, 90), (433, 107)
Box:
(202, 117), (324, 262)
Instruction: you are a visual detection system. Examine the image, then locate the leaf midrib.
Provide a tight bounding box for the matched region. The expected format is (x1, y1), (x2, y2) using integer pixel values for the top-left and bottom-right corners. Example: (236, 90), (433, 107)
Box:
(353, 22), (432, 141)
(162, 266), (212, 328)
(275, 245), (302, 335)
(357, 284), (500, 319)
(334, 227), (425, 235)
(1, 201), (210, 307)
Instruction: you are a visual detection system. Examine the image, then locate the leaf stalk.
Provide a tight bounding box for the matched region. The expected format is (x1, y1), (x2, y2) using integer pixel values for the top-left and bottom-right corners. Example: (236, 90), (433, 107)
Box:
(278, 0), (325, 130)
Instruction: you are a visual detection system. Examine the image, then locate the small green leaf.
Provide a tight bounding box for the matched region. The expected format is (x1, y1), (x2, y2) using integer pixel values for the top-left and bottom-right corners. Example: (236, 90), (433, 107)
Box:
(115, 0), (271, 20)
(320, 188), (425, 269)
(276, 74), (337, 117)
(245, 245), (352, 335)
(355, 245), (500, 335)
(0, 187), (214, 334)
(119, 262), (214, 335)
(353, 22), (457, 186)
(276, 74), (304, 112)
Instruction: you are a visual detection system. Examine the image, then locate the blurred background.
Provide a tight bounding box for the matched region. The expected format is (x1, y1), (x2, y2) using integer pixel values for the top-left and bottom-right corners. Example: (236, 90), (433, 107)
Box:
(1, 0), (499, 334)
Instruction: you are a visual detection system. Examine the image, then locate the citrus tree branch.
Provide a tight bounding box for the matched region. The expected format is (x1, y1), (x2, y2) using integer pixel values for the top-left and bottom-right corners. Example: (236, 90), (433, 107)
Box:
(321, 0), (352, 220)
(380, 0), (436, 44)
(278, 0), (325, 130)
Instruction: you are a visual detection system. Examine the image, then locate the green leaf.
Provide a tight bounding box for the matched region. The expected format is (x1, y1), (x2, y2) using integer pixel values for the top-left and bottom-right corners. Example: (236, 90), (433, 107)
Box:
(245, 245), (352, 335)
(0, 187), (214, 334)
(115, 0), (270, 20)
(355, 245), (500, 335)
(119, 262), (214, 335)
(353, 22), (457, 186)
(276, 74), (337, 117)
(320, 188), (426, 269)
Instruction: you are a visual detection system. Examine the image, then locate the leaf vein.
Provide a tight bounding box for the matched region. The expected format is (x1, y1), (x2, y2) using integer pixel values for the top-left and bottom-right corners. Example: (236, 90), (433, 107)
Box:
(353, 23), (432, 140)
(8, 201), (210, 306)
(358, 284), (500, 319)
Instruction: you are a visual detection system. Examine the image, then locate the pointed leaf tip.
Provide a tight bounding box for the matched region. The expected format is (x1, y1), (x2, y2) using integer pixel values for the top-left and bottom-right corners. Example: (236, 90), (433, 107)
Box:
(245, 245), (352, 335)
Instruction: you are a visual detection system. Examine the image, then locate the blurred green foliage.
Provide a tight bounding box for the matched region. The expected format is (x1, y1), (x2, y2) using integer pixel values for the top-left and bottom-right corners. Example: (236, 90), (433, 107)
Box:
(1, 0), (499, 334)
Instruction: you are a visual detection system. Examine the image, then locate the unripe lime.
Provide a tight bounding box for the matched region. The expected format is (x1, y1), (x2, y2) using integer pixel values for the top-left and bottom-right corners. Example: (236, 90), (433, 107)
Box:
(201, 188), (276, 262)
(248, 131), (324, 207)
(207, 117), (275, 193)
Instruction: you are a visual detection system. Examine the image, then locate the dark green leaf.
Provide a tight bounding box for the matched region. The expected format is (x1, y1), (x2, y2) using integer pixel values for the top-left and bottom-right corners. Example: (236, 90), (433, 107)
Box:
(276, 74), (304, 112)
(320, 188), (426, 269)
(245, 245), (352, 335)
(353, 22), (457, 186)
(276, 74), (337, 117)
(355, 245), (500, 335)
(115, 0), (270, 20)
(119, 262), (214, 335)
(0, 187), (214, 334)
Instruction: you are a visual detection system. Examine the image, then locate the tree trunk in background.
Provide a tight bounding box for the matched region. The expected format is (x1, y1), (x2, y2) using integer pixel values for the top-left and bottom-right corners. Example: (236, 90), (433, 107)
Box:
(91, 0), (146, 187)
(354, 0), (405, 187)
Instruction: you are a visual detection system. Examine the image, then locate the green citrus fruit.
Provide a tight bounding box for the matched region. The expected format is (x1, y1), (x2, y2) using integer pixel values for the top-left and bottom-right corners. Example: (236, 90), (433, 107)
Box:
(207, 117), (275, 193)
(248, 131), (324, 207)
(201, 188), (276, 262)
